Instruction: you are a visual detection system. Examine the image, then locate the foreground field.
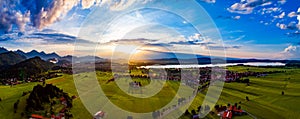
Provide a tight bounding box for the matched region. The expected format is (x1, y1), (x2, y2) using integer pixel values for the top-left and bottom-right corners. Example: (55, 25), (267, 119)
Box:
(1, 66), (300, 118)
(186, 66), (300, 119)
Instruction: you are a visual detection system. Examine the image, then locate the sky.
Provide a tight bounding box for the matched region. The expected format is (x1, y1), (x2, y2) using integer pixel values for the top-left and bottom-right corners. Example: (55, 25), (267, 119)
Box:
(0, 0), (299, 60)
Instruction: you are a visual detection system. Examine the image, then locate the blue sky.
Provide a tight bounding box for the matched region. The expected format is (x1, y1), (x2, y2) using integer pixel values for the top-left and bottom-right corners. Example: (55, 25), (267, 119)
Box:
(0, 0), (299, 59)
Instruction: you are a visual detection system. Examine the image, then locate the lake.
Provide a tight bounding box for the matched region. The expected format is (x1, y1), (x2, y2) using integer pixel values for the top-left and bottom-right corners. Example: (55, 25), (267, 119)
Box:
(139, 62), (286, 69)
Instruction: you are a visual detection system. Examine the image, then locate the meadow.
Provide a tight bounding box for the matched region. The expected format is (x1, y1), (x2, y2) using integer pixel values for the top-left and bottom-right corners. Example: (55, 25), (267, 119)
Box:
(0, 66), (300, 118)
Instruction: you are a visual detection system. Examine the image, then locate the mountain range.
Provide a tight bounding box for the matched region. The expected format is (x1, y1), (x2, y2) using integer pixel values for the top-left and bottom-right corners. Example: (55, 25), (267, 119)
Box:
(0, 47), (300, 68)
(15, 49), (60, 60)
(0, 47), (107, 65)
(0, 47), (8, 54)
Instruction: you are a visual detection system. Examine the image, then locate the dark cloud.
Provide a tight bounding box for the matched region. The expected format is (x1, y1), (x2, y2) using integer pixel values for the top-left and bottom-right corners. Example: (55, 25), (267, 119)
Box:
(0, 32), (23, 41)
(0, 0), (79, 33)
(169, 41), (215, 46)
(144, 43), (173, 47)
(231, 45), (242, 49)
(169, 41), (198, 45)
(25, 32), (93, 44)
(0, 0), (30, 33)
(209, 45), (242, 50)
(0, 30), (93, 44)
(0, 0), (153, 34)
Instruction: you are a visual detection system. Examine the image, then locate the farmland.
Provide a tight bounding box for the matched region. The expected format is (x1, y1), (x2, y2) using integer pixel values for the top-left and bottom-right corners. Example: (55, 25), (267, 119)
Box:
(1, 66), (300, 118)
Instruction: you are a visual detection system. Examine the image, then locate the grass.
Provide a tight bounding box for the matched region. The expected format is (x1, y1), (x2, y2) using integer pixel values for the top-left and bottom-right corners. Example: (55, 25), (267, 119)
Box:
(1, 66), (300, 118)
(203, 66), (300, 119)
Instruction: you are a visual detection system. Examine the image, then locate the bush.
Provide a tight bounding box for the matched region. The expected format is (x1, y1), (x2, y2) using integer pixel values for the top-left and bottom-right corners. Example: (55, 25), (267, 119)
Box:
(246, 96), (250, 101)
(22, 92), (28, 96)
(184, 110), (190, 115)
(191, 109), (196, 115)
(243, 78), (250, 83)
(14, 100), (19, 113)
(214, 105), (220, 110)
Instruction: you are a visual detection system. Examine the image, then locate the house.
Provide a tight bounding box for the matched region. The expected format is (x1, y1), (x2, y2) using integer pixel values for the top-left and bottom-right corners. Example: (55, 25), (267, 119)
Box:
(222, 111), (233, 119)
(30, 114), (44, 119)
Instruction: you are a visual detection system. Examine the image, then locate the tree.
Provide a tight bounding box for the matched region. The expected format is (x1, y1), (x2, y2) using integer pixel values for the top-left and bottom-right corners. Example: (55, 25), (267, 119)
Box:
(214, 105), (220, 111)
(184, 110), (190, 115)
(246, 96), (250, 101)
(243, 78), (250, 83)
(197, 106), (202, 112)
(13, 100), (19, 113)
(191, 109), (197, 115)
(19, 69), (26, 82)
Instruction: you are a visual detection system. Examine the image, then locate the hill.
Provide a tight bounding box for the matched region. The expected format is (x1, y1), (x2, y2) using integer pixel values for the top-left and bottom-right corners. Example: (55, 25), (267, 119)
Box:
(0, 51), (27, 68)
(0, 57), (54, 78)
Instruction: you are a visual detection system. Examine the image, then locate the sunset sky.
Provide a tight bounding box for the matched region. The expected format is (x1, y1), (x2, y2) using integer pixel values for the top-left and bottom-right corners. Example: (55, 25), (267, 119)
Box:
(0, 0), (299, 59)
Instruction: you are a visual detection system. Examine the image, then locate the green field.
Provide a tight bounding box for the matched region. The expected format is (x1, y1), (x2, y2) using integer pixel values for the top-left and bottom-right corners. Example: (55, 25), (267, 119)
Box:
(1, 66), (300, 118)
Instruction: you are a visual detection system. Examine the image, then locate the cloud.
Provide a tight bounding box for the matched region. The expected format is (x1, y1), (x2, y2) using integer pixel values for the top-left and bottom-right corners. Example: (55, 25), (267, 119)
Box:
(274, 12), (285, 19)
(279, 45), (300, 59)
(200, 0), (216, 4)
(0, 1), (31, 33)
(81, 0), (101, 9)
(233, 16), (241, 20)
(227, 0), (270, 14)
(216, 15), (242, 20)
(34, 0), (79, 29)
(225, 35), (245, 43)
(209, 45), (241, 50)
(227, 0), (285, 14)
(0, 32), (23, 41)
(277, 0), (286, 4)
(99, 0), (152, 11)
(276, 23), (287, 29)
(287, 21), (300, 30)
(0, 0), (152, 33)
(168, 40), (215, 46)
(284, 45), (297, 52)
(276, 21), (300, 30)
(288, 12), (298, 17)
(298, 14), (300, 26)
(101, 38), (158, 45)
(0, 30), (93, 45)
(260, 7), (281, 15)
(0, 0), (80, 32)
(286, 31), (300, 38)
(188, 33), (202, 41)
(288, 8), (300, 28)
